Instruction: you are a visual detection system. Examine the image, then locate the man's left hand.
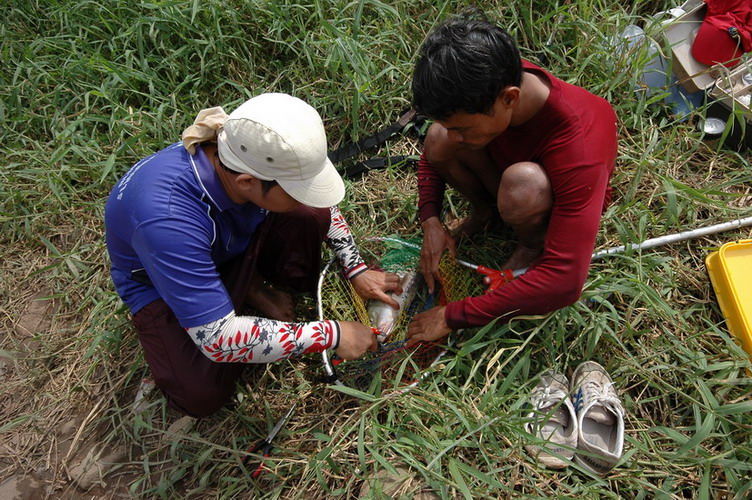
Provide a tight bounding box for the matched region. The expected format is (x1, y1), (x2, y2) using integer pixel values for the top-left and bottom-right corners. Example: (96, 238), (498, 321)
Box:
(350, 270), (403, 308)
(406, 306), (451, 346)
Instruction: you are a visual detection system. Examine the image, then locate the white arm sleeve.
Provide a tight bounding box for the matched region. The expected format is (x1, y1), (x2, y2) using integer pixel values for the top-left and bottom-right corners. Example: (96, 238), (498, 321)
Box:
(186, 312), (340, 363)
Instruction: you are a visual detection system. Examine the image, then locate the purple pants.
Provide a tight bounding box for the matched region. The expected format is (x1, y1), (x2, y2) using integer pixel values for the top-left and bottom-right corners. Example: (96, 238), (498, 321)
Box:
(131, 206), (330, 417)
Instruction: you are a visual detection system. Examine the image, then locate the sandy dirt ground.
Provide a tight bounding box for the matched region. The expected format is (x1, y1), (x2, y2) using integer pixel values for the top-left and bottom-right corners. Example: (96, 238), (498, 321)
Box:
(1, 286), (139, 499)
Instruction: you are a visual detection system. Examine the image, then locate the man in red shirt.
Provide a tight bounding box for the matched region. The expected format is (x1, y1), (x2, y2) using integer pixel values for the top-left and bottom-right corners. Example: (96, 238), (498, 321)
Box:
(407, 17), (617, 344)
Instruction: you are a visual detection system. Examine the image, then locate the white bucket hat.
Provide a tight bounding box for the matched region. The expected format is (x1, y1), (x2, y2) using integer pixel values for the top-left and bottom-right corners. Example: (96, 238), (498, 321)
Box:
(217, 93), (344, 208)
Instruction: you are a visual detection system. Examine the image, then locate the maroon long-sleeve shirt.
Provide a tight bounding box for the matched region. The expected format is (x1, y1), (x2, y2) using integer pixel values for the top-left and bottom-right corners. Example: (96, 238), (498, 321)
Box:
(418, 60), (618, 329)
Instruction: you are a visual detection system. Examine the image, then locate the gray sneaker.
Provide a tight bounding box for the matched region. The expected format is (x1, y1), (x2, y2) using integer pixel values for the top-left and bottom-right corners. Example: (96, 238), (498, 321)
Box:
(524, 370), (578, 469)
(571, 361), (625, 475)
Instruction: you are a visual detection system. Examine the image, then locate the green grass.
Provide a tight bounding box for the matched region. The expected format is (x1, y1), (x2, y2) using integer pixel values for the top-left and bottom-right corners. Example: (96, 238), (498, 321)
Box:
(2, 0), (751, 498)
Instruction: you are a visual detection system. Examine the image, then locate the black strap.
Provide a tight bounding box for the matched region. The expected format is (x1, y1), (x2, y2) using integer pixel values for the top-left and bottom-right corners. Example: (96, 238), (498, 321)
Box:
(327, 108), (425, 171)
(342, 155), (418, 179)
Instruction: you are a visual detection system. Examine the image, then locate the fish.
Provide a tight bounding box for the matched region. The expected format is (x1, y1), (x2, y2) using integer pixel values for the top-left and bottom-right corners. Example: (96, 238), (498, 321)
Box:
(367, 270), (422, 342)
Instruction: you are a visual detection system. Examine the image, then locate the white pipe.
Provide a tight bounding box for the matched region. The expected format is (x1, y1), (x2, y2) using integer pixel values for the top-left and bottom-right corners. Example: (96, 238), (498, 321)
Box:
(591, 216), (752, 260)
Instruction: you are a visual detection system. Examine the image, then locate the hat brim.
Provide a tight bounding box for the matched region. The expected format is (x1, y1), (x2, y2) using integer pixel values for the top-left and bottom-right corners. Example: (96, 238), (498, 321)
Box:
(277, 157), (345, 208)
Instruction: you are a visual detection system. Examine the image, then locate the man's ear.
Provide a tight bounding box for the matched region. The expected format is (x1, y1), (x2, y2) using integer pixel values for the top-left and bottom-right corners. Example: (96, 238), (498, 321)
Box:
(498, 86), (520, 108)
(233, 173), (258, 192)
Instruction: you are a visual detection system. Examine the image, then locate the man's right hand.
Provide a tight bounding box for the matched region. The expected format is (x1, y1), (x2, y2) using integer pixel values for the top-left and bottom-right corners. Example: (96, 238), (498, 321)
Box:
(335, 322), (378, 360)
(420, 216), (457, 293)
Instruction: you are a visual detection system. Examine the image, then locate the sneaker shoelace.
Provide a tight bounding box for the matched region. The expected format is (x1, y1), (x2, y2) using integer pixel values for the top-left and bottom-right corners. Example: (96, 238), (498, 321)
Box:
(533, 386), (567, 406)
(580, 380), (622, 424)
(532, 387), (570, 426)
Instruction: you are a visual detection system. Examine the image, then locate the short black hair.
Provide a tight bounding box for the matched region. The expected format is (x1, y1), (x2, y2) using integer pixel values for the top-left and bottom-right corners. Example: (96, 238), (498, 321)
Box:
(411, 18), (522, 120)
(259, 178), (279, 195)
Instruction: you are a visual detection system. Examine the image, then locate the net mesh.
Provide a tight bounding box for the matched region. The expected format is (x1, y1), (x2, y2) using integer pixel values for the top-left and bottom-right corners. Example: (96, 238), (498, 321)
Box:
(319, 241), (483, 390)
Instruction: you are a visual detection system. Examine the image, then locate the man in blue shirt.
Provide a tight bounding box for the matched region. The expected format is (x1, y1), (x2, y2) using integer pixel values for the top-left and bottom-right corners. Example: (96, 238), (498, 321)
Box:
(106, 93), (400, 417)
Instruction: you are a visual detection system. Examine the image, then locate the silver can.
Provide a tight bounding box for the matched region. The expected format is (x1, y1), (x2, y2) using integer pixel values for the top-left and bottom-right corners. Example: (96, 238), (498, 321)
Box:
(699, 117), (726, 136)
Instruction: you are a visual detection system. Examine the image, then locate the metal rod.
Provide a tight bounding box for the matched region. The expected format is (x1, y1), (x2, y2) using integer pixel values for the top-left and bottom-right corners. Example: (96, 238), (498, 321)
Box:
(591, 216), (752, 260)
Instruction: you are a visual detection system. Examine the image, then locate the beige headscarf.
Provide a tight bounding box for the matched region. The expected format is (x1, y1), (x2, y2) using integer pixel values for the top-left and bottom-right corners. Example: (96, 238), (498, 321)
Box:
(181, 106), (229, 154)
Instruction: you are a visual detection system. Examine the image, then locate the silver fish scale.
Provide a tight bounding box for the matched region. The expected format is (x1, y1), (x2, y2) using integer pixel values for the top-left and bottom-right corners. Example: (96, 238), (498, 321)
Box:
(367, 270), (422, 342)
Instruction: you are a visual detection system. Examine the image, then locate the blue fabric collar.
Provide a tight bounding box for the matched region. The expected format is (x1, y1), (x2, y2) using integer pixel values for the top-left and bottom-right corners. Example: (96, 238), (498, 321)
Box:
(193, 144), (235, 212)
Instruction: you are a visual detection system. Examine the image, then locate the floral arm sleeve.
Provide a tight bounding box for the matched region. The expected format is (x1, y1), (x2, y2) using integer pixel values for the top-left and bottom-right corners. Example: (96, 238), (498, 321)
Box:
(326, 206), (367, 279)
(186, 313), (340, 363)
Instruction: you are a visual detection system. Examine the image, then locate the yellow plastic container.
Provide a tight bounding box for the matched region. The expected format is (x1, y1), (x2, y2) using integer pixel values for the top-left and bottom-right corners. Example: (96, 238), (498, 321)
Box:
(706, 239), (752, 359)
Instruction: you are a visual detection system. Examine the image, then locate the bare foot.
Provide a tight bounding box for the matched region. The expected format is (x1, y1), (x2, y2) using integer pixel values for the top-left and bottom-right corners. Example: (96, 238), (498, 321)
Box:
(246, 281), (295, 321)
(446, 210), (501, 239)
(501, 244), (542, 271)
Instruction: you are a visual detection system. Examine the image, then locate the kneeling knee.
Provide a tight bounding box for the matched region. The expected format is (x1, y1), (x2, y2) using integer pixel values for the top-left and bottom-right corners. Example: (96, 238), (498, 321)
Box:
(160, 381), (237, 418)
(498, 162), (552, 222)
(177, 393), (233, 418)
